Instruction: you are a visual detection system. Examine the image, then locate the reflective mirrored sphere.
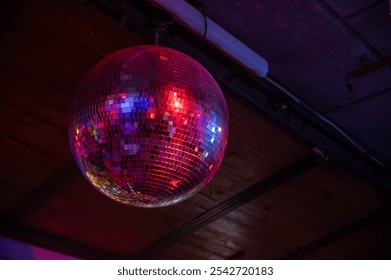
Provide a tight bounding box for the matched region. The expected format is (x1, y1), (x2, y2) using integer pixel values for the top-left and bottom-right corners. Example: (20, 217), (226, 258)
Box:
(69, 45), (229, 207)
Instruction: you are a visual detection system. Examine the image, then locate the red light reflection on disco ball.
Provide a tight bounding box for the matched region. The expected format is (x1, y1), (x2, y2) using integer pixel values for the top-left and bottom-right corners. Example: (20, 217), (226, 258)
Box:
(69, 45), (229, 207)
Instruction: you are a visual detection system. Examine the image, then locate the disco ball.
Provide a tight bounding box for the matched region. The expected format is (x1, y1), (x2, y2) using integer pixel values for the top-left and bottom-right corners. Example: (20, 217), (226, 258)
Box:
(68, 45), (229, 207)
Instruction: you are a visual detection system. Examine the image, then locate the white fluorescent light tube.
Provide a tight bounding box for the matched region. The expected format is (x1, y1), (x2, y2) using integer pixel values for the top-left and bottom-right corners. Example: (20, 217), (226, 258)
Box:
(149, 0), (269, 77)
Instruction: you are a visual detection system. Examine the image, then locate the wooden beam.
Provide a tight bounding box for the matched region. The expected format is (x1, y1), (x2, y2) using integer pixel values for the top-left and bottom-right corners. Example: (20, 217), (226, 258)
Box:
(283, 205), (391, 259)
(0, 162), (79, 222)
(132, 154), (319, 259)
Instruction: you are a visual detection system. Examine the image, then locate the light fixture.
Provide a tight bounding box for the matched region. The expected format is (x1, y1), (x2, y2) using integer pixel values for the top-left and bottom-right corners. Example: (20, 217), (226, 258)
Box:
(149, 0), (269, 77)
(69, 45), (229, 207)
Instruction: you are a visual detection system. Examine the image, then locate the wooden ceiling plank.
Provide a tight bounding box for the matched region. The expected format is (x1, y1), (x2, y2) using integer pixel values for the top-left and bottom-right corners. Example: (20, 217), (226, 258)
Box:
(15, 0), (145, 57)
(0, 105), (70, 163)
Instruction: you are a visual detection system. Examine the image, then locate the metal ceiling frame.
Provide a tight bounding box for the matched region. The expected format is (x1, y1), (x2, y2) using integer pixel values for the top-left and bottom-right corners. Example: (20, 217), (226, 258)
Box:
(116, 0), (391, 190)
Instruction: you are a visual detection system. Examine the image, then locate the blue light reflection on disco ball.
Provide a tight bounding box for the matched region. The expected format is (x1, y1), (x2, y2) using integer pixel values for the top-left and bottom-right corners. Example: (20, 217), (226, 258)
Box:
(68, 45), (229, 207)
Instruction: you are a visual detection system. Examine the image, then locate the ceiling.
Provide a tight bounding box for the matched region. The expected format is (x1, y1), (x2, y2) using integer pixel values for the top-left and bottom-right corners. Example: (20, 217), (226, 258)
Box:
(201, 0), (391, 165)
(0, 0), (390, 259)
